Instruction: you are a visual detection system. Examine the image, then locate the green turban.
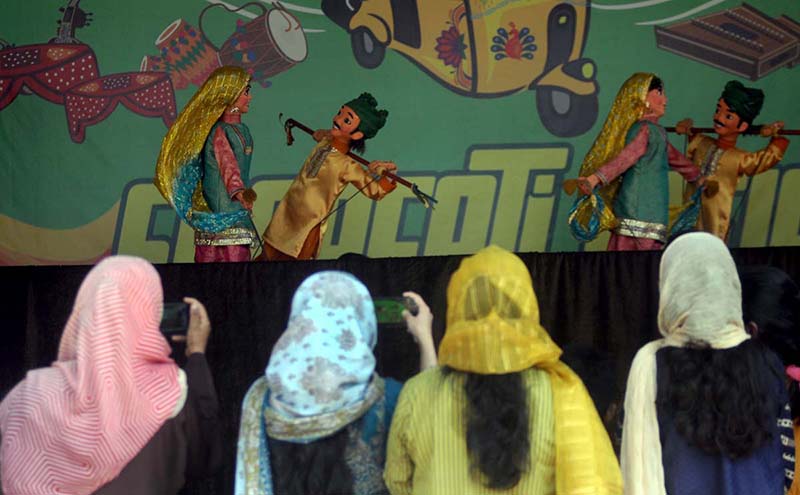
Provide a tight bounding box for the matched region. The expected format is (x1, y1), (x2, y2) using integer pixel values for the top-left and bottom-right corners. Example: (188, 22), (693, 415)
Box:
(720, 81), (764, 124)
(346, 92), (388, 140)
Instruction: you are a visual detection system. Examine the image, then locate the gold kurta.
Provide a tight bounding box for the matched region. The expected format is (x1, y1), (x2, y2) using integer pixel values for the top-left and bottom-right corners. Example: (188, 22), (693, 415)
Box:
(264, 139), (396, 258)
(685, 134), (788, 240)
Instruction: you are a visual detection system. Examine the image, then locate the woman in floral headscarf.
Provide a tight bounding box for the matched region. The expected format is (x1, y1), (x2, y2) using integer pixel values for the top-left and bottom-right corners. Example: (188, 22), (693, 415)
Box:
(384, 245), (621, 495)
(234, 271), (436, 495)
(621, 233), (793, 495)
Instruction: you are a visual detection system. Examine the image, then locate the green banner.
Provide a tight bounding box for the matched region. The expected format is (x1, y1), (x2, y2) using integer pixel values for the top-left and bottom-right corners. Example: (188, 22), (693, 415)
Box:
(1, 0), (798, 264)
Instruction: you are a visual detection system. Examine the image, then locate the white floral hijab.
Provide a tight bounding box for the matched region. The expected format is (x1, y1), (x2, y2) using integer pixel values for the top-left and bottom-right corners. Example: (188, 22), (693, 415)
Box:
(234, 271), (383, 495)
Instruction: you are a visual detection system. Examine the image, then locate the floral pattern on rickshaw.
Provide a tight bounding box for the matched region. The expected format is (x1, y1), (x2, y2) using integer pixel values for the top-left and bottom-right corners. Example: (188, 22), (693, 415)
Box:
(434, 3), (472, 90)
(435, 26), (466, 68)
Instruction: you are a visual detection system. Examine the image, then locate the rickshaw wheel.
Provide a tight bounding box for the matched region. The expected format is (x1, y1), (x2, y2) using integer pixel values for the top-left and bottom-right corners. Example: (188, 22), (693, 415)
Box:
(351, 28), (386, 69)
(536, 87), (598, 138)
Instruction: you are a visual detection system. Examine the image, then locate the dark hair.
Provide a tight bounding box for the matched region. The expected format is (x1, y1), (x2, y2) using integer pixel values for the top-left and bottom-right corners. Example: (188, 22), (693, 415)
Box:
(443, 367), (530, 489)
(560, 344), (618, 420)
(350, 135), (366, 155)
(268, 427), (353, 495)
(740, 266), (800, 418)
(649, 76), (663, 92)
(656, 339), (781, 459)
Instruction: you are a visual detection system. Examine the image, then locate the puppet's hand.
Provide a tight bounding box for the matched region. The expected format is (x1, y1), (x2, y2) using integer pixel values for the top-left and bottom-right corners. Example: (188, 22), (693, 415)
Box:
(578, 175), (600, 195)
(369, 160), (397, 176)
(675, 118), (693, 136)
(233, 190), (253, 211)
(760, 121), (784, 137)
(313, 129), (332, 142)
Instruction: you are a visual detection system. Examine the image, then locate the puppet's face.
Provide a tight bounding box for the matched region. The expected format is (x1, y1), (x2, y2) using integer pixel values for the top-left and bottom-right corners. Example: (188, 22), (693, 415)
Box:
(229, 84), (252, 114)
(331, 105), (364, 142)
(713, 98), (748, 137)
(645, 87), (667, 118)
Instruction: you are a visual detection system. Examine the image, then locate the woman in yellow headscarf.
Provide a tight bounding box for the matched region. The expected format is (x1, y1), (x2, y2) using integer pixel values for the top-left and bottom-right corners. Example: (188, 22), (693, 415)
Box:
(384, 246), (621, 495)
(568, 73), (701, 251)
(154, 66), (258, 262)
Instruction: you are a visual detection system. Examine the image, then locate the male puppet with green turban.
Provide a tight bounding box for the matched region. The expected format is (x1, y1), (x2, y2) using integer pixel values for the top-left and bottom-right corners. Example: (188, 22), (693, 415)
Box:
(259, 93), (398, 260)
(676, 81), (788, 240)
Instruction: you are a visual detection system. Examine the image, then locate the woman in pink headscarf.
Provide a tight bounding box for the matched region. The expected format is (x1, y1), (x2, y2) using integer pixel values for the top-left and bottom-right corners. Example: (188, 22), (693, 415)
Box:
(0, 256), (221, 495)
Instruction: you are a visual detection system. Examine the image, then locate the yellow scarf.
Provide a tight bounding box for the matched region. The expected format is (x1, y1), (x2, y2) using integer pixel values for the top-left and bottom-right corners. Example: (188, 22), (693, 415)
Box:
(439, 246), (622, 494)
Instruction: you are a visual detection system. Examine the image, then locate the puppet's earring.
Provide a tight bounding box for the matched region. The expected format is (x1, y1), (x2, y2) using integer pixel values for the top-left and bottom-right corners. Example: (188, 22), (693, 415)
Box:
(230, 106), (240, 114)
(645, 101), (651, 109)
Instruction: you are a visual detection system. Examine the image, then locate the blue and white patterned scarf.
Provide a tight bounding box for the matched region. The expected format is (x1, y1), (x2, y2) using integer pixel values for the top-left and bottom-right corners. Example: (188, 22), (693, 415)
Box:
(234, 271), (383, 495)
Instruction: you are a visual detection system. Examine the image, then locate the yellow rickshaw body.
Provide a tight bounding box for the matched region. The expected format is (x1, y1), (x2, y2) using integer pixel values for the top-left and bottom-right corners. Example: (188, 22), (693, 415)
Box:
(350, 0), (590, 96)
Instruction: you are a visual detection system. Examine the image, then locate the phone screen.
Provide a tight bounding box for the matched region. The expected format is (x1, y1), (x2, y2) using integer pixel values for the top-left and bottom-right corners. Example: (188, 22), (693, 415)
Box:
(373, 298), (407, 325)
(161, 302), (190, 336)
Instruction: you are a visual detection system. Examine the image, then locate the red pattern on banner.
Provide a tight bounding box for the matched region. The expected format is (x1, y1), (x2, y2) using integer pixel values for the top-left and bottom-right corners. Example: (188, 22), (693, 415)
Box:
(65, 72), (177, 142)
(0, 41), (177, 142)
(0, 43), (99, 109)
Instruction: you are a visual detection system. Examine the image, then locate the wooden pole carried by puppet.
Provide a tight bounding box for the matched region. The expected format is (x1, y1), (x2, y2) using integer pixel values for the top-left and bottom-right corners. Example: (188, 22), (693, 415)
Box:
(280, 115), (438, 208)
(562, 125), (797, 196)
(664, 126), (799, 135)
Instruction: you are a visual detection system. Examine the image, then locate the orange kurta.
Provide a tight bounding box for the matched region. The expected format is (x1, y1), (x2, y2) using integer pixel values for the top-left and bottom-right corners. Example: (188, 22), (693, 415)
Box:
(263, 139), (396, 259)
(685, 134), (788, 240)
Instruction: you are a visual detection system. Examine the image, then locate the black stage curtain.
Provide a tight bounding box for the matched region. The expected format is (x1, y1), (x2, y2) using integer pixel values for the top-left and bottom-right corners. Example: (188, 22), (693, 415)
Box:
(1, 247), (799, 495)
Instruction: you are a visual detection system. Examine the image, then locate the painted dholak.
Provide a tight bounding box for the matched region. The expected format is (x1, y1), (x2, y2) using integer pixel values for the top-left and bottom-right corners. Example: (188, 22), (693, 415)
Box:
(198, 1), (307, 87)
(155, 18), (220, 89)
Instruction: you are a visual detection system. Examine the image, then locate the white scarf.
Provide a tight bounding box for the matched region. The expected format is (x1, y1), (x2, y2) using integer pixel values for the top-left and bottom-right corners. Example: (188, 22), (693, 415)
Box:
(621, 233), (750, 495)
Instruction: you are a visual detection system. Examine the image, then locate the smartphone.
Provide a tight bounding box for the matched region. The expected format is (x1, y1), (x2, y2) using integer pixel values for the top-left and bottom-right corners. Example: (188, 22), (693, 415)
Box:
(161, 302), (190, 336)
(374, 297), (419, 325)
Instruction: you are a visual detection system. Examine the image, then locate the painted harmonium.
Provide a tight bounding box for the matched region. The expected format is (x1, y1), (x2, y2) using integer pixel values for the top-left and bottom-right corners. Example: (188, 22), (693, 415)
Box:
(655, 3), (799, 81)
(772, 15), (800, 67)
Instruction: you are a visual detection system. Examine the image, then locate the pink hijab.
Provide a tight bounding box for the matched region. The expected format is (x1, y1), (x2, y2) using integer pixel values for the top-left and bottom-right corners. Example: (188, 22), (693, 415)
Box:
(0, 256), (183, 495)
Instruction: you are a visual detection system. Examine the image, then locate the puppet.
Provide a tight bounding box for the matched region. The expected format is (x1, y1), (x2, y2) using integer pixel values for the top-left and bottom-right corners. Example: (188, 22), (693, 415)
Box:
(675, 80), (788, 241)
(568, 72), (701, 251)
(259, 93), (397, 260)
(155, 66), (258, 262)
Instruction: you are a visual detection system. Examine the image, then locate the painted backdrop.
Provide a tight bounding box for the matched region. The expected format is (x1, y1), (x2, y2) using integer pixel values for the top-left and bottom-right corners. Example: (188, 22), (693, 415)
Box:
(1, 0), (799, 264)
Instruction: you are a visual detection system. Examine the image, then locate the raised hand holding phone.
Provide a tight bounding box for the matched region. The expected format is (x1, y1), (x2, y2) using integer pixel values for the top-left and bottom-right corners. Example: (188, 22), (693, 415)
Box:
(402, 291), (437, 371)
(170, 297), (211, 357)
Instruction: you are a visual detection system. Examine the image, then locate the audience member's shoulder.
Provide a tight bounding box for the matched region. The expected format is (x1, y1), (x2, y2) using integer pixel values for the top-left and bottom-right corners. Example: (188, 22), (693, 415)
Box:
(401, 367), (445, 395)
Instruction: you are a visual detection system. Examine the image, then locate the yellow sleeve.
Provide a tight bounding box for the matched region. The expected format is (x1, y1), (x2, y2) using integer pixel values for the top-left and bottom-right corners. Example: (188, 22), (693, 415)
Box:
(739, 137), (789, 177)
(686, 133), (708, 162)
(384, 382), (415, 495)
(341, 161), (397, 201)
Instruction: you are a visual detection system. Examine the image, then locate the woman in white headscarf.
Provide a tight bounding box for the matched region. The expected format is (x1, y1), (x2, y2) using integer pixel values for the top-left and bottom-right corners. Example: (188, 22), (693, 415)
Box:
(621, 232), (793, 495)
(234, 271), (436, 495)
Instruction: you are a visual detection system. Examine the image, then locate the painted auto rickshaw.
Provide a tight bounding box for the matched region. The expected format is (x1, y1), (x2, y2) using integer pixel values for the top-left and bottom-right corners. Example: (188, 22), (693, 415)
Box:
(321, 0), (598, 137)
